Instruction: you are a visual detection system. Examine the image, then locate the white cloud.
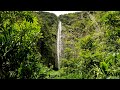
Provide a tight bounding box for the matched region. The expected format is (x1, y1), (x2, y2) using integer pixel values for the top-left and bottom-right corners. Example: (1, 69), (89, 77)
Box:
(44, 11), (81, 16)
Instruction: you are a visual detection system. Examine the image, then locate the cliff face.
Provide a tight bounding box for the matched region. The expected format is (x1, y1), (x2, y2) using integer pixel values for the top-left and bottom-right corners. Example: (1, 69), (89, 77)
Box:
(58, 12), (93, 59)
(36, 12), (58, 68)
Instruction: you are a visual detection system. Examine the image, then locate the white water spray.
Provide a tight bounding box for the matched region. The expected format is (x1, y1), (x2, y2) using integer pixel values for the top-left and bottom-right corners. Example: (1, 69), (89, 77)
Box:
(56, 21), (62, 70)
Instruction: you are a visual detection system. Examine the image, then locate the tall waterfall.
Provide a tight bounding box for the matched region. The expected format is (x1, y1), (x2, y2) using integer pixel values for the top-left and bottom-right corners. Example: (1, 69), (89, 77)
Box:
(56, 21), (62, 70)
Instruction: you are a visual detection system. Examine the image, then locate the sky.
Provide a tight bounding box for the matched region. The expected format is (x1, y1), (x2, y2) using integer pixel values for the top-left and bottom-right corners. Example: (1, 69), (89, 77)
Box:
(44, 11), (81, 16)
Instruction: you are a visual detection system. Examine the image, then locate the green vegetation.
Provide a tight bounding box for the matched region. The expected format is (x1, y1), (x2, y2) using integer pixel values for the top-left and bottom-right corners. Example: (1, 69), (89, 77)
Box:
(57, 11), (120, 79)
(1, 11), (120, 79)
(0, 11), (56, 79)
(35, 12), (58, 69)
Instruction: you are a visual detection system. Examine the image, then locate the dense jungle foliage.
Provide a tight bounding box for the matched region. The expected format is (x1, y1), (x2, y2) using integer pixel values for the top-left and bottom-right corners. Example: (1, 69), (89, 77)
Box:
(1, 11), (120, 79)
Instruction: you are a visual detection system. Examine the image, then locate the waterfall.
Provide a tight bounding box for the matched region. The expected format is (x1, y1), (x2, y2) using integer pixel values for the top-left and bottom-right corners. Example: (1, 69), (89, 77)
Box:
(56, 21), (62, 70)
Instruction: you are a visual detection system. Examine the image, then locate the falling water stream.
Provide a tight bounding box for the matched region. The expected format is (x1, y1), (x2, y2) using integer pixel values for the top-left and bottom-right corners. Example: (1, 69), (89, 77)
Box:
(56, 21), (62, 70)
